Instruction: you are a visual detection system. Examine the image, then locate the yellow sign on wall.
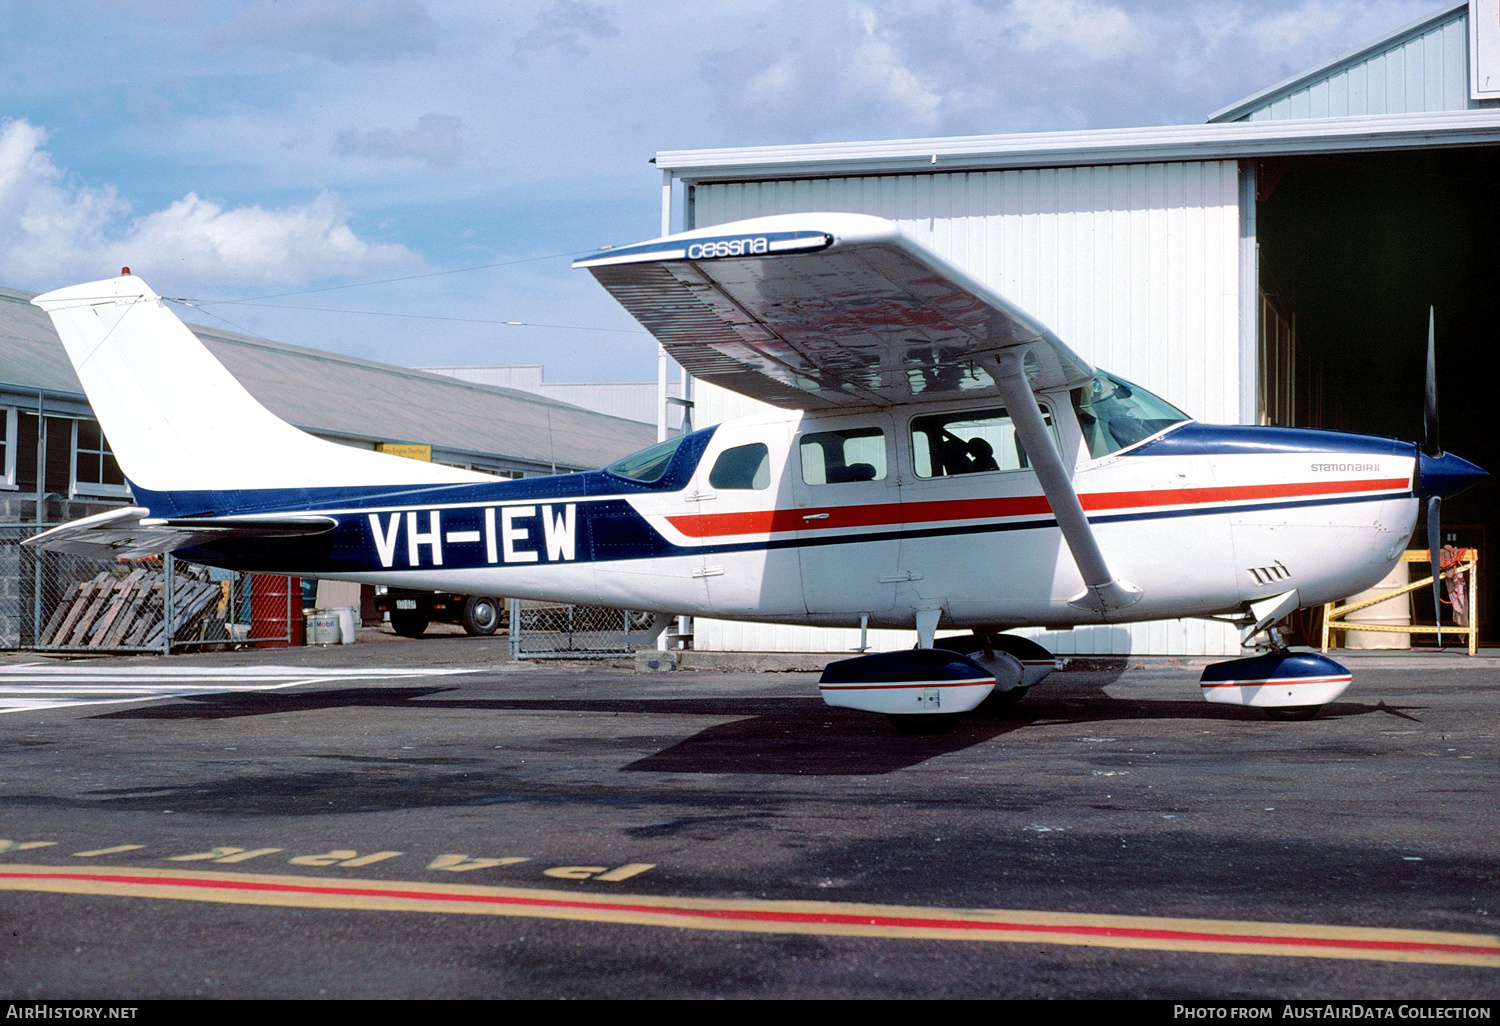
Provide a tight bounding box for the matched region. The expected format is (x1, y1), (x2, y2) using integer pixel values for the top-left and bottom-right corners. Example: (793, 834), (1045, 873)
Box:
(378, 443), (432, 462)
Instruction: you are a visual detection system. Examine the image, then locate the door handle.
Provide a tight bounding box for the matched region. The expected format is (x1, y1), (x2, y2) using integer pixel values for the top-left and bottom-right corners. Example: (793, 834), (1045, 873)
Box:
(802, 513), (829, 521)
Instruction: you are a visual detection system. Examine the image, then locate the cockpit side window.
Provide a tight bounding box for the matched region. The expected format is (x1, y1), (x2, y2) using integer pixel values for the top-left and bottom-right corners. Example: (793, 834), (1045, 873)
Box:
(909, 406), (1056, 478)
(708, 443), (770, 490)
(799, 427), (887, 485)
(1071, 372), (1190, 459)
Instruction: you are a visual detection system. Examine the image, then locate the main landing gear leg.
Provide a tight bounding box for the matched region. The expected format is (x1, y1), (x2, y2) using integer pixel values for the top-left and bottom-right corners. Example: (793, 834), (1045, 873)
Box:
(932, 632), (1056, 711)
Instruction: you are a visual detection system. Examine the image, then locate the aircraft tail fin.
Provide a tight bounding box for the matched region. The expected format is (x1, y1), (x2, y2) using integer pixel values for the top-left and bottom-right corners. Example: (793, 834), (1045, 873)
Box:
(31, 274), (489, 511)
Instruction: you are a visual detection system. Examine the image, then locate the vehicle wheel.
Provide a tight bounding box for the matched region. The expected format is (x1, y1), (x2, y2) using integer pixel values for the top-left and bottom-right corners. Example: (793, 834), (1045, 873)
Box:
(389, 611), (429, 638)
(886, 713), (960, 735)
(1264, 705), (1321, 721)
(461, 595), (501, 636)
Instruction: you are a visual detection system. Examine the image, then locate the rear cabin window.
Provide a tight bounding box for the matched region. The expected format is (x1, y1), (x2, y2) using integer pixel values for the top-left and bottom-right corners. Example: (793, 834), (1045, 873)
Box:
(799, 427), (887, 485)
(708, 443), (770, 490)
(910, 407), (1054, 477)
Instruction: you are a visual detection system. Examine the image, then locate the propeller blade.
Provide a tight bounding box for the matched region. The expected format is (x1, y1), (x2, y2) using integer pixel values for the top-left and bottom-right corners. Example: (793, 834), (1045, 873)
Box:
(1424, 307), (1440, 457)
(1427, 495), (1443, 650)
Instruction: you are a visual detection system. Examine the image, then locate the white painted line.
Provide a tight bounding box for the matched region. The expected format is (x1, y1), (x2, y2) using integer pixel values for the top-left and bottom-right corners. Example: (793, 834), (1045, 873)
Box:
(0, 666), (478, 715)
(0, 666), (474, 678)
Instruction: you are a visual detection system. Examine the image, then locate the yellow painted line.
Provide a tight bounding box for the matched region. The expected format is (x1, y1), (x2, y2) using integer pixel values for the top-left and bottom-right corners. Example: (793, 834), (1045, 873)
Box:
(0, 864), (1495, 967)
(72, 845), (146, 858)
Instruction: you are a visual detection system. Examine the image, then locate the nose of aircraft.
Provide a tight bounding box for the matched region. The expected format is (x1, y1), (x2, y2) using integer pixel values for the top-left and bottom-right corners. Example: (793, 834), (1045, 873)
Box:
(1418, 450), (1488, 500)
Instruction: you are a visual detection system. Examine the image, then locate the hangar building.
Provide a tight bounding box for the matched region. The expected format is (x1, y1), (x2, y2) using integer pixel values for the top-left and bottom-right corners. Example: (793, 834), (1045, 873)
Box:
(652, 0), (1500, 657)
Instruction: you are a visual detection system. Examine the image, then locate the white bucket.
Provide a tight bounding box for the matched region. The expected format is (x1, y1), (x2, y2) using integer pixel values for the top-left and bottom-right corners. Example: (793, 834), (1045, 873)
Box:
(1343, 561), (1412, 650)
(332, 606), (357, 645)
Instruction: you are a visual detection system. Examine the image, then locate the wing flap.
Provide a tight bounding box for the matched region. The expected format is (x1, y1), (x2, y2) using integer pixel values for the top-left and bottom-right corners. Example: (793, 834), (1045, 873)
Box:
(578, 213), (1094, 409)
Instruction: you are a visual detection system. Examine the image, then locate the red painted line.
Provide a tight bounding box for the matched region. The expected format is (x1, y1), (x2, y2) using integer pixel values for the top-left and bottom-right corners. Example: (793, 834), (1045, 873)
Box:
(664, 478), (1411, 539)
(1200, 675), (1351, 689)
(818, 678), (993, 691)
(4, 869), (1497, 959)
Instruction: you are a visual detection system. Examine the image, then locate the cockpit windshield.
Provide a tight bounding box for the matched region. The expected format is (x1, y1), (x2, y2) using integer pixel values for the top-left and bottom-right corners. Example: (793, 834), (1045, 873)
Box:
(605, 436), (684, 483)
(1071, 372), (1190, 459)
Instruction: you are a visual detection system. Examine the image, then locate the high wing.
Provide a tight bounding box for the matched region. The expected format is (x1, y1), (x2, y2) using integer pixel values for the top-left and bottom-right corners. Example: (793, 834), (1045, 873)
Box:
(25, 506), (338, 559)
(574, 212), (1094, 410)
(579, 213), (1138, 613)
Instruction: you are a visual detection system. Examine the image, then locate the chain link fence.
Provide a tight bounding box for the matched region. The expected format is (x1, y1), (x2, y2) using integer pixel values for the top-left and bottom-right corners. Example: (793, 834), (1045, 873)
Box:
(507, 599), (660, 659)
(0, 524), (297, 653)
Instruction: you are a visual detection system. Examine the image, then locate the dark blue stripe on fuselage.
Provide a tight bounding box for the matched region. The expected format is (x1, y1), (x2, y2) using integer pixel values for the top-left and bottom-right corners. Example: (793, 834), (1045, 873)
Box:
(1133, 422), (1416, 460)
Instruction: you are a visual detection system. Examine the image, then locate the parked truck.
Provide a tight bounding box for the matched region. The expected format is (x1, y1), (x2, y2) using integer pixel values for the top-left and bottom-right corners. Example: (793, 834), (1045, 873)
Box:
(372, 587), (503, 638)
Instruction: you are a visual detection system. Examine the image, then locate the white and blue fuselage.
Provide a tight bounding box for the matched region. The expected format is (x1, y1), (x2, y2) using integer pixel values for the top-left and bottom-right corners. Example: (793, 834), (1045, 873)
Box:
(142, 405), (1424, 635)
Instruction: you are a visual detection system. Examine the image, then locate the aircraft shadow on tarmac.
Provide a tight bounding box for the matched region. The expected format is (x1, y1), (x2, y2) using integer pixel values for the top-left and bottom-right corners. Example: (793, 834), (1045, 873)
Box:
(92, 672), (1426, 777)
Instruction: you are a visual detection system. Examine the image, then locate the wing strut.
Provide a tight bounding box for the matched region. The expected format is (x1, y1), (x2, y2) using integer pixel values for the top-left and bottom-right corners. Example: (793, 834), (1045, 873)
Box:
(989, 350), (1142, 615)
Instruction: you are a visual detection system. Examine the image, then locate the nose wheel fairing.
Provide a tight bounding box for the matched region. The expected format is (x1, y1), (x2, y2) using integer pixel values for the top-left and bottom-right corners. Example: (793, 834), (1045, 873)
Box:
(1199, 650), (1351, 713)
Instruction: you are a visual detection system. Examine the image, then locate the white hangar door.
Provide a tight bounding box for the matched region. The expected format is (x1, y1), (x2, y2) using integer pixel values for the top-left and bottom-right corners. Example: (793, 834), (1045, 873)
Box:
(690, 161), (1247, 657)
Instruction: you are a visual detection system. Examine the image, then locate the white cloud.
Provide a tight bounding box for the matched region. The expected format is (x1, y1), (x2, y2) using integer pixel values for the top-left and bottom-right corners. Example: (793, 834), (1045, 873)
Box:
(214, 0), (437, 64)
(0, 119), (417, 291)
(517, 0), (621, 55)
(336, 113), (464, 167)
(1000, 0), (1147, 62)
(1246, 0), (1367, 54)
(708, 4), (946, 139)
(123, 192), (415, 287)
(846, 6), (945, 129)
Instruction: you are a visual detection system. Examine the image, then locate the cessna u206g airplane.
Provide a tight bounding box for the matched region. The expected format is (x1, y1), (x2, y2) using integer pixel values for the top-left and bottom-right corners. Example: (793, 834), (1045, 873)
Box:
(28, 213), (1485, 732)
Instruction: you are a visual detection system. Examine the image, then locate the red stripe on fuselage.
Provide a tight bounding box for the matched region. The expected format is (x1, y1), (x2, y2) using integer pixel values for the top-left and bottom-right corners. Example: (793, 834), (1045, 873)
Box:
(665, 477), (1411, 539)
(818, 678), (994, 691)
(1200, 675), (1351, 689)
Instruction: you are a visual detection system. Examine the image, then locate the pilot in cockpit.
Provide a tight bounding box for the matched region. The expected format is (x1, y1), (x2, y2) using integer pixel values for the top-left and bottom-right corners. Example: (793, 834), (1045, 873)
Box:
(965, 437), (999, 473)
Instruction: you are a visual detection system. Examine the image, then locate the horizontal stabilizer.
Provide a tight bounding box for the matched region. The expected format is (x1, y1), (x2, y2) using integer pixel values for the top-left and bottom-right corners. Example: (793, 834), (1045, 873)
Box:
(25, 507), (337, 559)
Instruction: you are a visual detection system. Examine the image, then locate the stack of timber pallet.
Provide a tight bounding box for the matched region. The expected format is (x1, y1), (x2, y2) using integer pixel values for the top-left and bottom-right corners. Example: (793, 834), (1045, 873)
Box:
(38, 568), (225, 649)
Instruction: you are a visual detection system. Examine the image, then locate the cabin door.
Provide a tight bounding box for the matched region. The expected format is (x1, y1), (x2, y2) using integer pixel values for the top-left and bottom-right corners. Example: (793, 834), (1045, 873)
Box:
(791, 414), (901, 615)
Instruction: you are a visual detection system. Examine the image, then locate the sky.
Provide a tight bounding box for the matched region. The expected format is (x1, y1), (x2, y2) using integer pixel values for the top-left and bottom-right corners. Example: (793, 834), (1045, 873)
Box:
(0, 0), (1438, 383)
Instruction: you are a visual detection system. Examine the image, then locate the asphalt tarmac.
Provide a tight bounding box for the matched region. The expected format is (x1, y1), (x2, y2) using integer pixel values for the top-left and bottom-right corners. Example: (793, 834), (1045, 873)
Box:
(0, 631), (1495, 999)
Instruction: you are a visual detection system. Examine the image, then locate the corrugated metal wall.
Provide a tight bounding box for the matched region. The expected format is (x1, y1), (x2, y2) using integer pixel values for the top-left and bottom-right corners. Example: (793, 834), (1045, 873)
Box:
(1241, 7), (1498, 120)
(689, 160), (1245, 656)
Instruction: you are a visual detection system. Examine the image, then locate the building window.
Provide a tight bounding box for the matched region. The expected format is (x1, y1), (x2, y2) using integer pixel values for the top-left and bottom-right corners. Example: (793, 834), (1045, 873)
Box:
(14, 414), (129, 498)
(74, 419), (128, 497)
(16, 413), (73, 496)
(0, 408), (14, 488)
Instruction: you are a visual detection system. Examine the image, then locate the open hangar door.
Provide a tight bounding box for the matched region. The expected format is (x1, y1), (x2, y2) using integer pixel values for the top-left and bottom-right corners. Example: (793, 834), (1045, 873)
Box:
(1255, 147), (1500, 644)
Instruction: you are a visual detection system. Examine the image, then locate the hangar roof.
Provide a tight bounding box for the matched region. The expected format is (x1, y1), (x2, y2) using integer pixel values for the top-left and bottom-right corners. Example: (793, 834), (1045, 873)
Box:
(656, 109), (1500, 183)
(1209, 2), (1496, 123)
(0, 286), (654, 473)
